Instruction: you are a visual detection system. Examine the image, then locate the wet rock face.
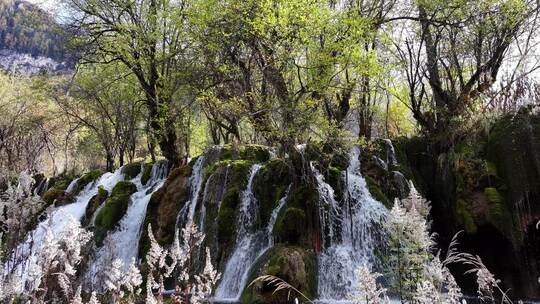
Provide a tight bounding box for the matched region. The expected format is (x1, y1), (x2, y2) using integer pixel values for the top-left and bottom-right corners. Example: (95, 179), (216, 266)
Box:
(82, 186), (108, 226)
(139, 165), (192, 257)
(94, 181), (137, 245)
(241, 246), (317, 303)
(397, 109), (540, 299)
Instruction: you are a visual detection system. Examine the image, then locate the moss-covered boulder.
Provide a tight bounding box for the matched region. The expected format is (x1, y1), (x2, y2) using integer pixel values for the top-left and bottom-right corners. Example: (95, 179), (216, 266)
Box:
(141, 163), (154, 186)
(43, 188), (69, 206)
(76, 169), (105, 193)
(121, 162), (142, 179)
(46, 175), (75, 193)
(274, 208), (305, 244)
(253, 158), (291, 225)
(94, 181), (136, 245)
(239, 144), (271, 162)
(82, 186), (109, 226)
(42, 174), (77, 206)
(241, 246), (317, 303)
(213, 160), (254, 263)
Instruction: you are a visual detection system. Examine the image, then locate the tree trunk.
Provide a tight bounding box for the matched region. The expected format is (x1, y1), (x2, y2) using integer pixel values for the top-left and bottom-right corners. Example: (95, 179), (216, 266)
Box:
(106, 152), (114, 172)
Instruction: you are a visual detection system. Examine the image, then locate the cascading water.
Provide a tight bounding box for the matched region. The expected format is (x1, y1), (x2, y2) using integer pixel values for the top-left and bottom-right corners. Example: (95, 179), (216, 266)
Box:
(215, 166), (288, 301)
(86, 161), (169, 287)
(11, 168), (125, 290)
(65, 177), (80, 194)
(316, 146), (388, 301)
(176, 156), (206, 231)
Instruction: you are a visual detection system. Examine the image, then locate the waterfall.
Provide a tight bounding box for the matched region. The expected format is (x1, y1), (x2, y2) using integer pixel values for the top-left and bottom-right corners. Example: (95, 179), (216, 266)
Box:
(382, 138), (397, 166)
(65, 177), (80, 194)
(86, 161), (169, 287)
(176, 156), (206, 231)
(316, 146), (388, 301)
(215, 165), (288, 300)
(10, 168), (125, 290)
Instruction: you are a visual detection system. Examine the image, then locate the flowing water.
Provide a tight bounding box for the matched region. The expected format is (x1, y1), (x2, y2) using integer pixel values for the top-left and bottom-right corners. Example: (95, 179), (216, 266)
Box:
(86, 161), (169, 288)
(176, 156), (206, 231)
(215, 166), (288, 301)
(11, 168), (125, 290)
(316, 146), (388, 301)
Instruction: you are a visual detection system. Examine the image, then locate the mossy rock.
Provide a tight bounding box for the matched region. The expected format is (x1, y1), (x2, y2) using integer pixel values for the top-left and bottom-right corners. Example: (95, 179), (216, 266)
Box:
(325, 166), (345, 201)
(76, 169), (105, 192)
(141, 163), (154, 186)
(42, 187), (75, 207)
(274, 208), (306, 244)
(82, 186), (109, 226)
(205, 159), (253, 180)
(241, 246), (317, 303)
(122, 162), (142, 179)
(484, 187), (513, 238)
(364, 175), (391, 208)
(94, 181), (136, 245)
(239, 144), (271, 162)
(456, 199), (477, 234)
(43, 188), (64, 205)
(47, 175), (75, 192)
(253, 158), (292, 225)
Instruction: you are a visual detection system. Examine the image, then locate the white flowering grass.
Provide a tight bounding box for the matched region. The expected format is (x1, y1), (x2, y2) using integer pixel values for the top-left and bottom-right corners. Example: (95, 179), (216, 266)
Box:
(145, 223), (220, 304)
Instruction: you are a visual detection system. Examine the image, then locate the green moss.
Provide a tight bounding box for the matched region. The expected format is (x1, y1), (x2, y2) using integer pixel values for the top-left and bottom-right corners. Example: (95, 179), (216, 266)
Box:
(484, 187), (503, 204)
(253, 158), (291, 225)
(239, 144), (271, 162)
(206, 159), (253, 179)
(240, 246), (317, 303)
(456, 199), (477, 233)
(326, 166), (344, 201)
(141, 163), (154, 186)
(217, 187), (240, 247)
(43, 188), (74, 207)
(484, 187), (513, 237)
(219, 144), (235, 160)
(77, 169), (105, 192)
(43, 188), (63, 205)
(122, 162), (142, 179)
(274, 208), (306, 244)
(48, 175), (75, 192)
(94, 181), (136, 244)
(365, 175), (391, 208)
(83, 186), (109, 226)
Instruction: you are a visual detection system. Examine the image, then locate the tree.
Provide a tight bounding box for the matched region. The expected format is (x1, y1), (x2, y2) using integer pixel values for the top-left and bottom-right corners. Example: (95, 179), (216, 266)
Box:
(56, 63), (143, 171)
(393, 0), (539, 148)
(65, 0), (197, 165)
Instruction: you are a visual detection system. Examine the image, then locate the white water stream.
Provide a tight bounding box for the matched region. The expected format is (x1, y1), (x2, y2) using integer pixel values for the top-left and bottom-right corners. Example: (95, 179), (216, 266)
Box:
(316, 146), (388, 301)
(215, 165), (289, 301)
(86, 162), (169, 288)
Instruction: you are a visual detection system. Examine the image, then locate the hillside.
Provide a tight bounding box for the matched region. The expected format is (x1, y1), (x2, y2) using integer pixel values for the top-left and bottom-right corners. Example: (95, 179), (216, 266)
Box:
(0, 0), (69, 62)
